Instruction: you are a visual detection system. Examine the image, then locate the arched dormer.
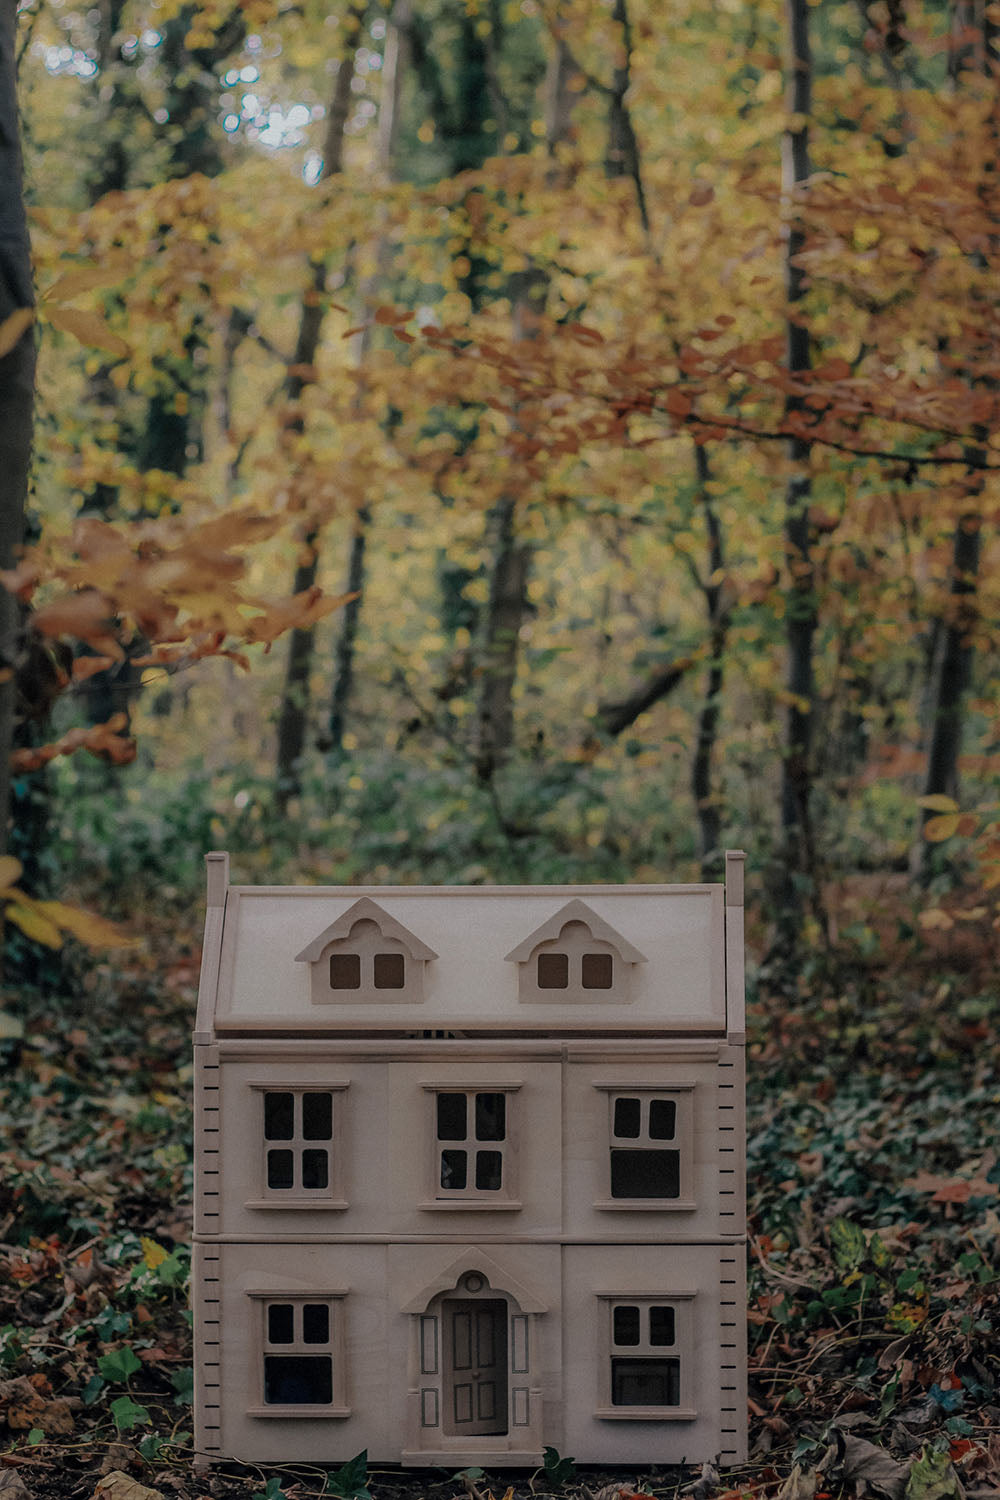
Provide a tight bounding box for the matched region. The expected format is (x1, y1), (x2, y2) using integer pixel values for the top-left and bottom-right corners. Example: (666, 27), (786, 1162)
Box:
(504, 899), (645, 1004)
(294, 898), (436, 1005)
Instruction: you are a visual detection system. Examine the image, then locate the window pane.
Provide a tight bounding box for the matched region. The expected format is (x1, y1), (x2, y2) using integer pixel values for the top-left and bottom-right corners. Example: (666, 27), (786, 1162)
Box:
(441, 1149), (467, 1190)
(537, 952), (568, 988)
(267, 1149), (294, 1189)
(264, 1355), (332, 1405)
(611, 1357), (680, 1407)
(475, 1150), (503, 1191)
(267, 1304), (294, 1344)
(612, 1305), (640, 1346)
(302, 1149), (329, 1190)
(264, 1092), (294, 1140)
(329, 952), (361, 989)
(610, 1149), (680, 1198)
(475, 1093), (506, 1141)
(649, 1306), (676, 1345)
(437, 1093), (467, 1141)
(302, 1092), (333, 1140)
(303, 1304), (330, 1344)
(582, 952), (613, 989)
(613, 1097), (641, 1139)
(649, 1099), (677, 1140)
(374, 952), (405, 989)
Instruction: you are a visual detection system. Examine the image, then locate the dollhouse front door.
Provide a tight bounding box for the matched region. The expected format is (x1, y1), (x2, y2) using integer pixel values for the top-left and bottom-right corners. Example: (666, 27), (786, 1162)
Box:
(442, 1298), (508, 1435)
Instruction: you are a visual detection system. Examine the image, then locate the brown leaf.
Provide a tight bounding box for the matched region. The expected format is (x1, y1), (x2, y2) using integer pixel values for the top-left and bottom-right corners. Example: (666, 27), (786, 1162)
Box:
(32, 591), (122, 656)
(837, 1433), (910, 1499)
(46, 305), (129, 357)
(71, 655), (117, 683)
(92, 1475), (164, 1500)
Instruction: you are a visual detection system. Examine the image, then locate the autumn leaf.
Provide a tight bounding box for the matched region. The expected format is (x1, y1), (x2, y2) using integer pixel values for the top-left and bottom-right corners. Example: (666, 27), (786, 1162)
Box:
(32, 590), (123, 655)
(42, 259), (130, 304)
(71, 654), (118, 683)
(5, 900), (64, 949)
(0, 307), (34, 358)
(140, 1237), (169, 1271)
(923, 813), (961, 842)
(37, 900), (136, 949)
(45, 305), (129, 358)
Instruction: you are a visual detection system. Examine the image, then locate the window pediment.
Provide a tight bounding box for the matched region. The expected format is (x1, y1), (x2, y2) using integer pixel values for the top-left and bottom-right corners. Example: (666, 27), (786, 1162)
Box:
(295, 898), (436, 1005)
(504, 899), (645, 1004)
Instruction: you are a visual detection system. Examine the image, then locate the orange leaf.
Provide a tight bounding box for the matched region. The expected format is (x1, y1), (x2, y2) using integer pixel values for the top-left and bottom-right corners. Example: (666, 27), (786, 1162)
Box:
(0, 307), (34, 358)
(71, 655), (117, 683)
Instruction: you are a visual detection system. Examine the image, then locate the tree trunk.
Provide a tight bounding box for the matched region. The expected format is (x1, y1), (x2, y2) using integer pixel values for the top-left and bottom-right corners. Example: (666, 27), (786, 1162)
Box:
(273, 6), (365, 812)
(474, 493), (531, 784)
(770, 0), (818, 956)
(918, 5), (997, 856)
(322, 4), (409, 759)
(0, 0), (35, 862)
(690, 444), (730, 882)
(922, 513), (980, 809)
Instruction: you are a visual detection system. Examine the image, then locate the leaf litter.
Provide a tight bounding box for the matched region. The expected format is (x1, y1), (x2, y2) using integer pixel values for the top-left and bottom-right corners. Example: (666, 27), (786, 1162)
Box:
(0, 920), (997, 1500)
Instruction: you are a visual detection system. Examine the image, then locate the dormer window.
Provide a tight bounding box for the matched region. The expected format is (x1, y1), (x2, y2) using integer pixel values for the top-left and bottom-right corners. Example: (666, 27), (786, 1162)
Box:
(505, 900), (645, 1004)
(295, 899), (437, 1005)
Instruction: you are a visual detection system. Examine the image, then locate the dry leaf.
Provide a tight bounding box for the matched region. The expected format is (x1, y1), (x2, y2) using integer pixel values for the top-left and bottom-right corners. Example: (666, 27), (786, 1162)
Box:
(0, 308), (34, 359)
(46, 305), (129, 357)
(92, 1474), (164, 1500)
(837, 1432), (910, 1499)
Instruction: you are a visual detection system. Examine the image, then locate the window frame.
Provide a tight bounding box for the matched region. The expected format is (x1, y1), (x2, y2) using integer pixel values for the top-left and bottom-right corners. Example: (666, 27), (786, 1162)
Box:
(245, 1291), (350, 1419)
(595, 1292), (696, 1421)
(246, 1082), (349, 1211)
(419, 1084), (522, 1211)
(592, 1083), (695, 1211)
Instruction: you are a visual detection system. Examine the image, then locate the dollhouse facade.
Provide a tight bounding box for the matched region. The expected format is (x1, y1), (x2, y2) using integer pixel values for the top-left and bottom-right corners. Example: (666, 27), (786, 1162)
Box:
(192, 854), (748, 1468)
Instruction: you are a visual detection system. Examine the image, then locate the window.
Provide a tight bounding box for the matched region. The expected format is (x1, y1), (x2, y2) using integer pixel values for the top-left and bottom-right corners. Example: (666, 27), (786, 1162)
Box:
(422, 1085), (521, 1208)
(594, 1085), (694, 1209)
(535, 932), (615, 991)
(596, 1294), (695, 1420)
(247, 1294), (349, 1418)
(328, 942), (406, 991)
(249, 1084), (348, 1208)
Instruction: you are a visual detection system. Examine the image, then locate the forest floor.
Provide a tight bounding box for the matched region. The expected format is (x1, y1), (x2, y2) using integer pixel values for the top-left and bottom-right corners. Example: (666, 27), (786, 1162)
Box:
(0, 891), (998, 1500)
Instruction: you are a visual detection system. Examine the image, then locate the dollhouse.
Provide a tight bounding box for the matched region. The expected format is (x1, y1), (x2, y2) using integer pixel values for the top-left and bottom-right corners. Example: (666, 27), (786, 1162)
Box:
(192, 854), (747, 1468)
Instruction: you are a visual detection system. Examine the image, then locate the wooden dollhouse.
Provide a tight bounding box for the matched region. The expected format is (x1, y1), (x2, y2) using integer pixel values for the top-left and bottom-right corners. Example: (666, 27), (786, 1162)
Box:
(192, 853), (748, 1467)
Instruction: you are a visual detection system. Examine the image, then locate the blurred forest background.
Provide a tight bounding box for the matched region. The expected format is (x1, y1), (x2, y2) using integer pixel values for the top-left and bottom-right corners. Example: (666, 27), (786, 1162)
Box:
(0, 0), (999, 1494)
(1, 0), (999, 950)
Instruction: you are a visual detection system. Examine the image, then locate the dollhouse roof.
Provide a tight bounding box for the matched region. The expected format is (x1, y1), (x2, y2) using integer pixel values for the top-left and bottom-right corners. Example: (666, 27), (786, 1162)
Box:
(503, 898), (647, 965)
(294, 896), (438, 964)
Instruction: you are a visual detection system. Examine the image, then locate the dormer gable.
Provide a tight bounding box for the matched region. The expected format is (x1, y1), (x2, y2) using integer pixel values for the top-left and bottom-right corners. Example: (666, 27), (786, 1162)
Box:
(504, 898), (646, 1004)
(295, 898), (437, 1005)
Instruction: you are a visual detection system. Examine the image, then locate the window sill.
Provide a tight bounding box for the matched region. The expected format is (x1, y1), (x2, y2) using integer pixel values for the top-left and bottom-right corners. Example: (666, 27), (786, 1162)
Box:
(593, 1199), (696, 1212)
(247, 1405), (351, 1419)
(417, 1199), (523, 1212)
(595, 1406), (697, 1421)
(245, 1199), (349, 1211)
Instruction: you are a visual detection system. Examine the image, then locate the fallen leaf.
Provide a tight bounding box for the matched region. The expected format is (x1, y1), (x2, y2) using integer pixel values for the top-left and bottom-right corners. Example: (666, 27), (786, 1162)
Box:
(837, 1433), (910, 1500)
(777, 1465), (818, 1500)
(905, 1447), (964, 1500)
(92, 1475), (164, 1500)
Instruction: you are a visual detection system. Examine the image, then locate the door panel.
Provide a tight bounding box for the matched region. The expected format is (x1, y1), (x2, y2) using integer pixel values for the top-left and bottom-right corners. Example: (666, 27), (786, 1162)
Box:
(443, 1299), (508, 1436)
